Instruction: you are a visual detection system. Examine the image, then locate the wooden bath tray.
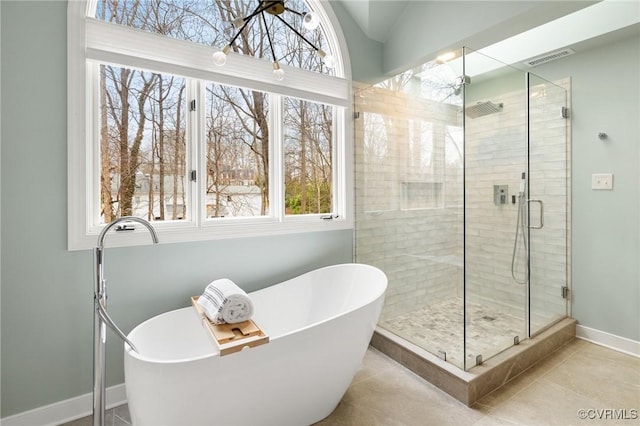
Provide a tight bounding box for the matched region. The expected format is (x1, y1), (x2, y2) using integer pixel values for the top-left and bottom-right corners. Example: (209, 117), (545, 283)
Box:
(191, 296), (269, 356)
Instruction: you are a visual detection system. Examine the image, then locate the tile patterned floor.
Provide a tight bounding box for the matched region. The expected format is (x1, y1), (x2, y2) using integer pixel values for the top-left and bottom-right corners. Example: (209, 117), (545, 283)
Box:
(63, 404), (130, 426)
(380, 298), (524, 368)
(63, 339), (639, 426)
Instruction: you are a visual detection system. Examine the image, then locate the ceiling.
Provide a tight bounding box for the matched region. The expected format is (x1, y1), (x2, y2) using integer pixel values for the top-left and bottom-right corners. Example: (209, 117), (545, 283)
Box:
(337, 0), (410, 43)
(336, 0), (640, 70)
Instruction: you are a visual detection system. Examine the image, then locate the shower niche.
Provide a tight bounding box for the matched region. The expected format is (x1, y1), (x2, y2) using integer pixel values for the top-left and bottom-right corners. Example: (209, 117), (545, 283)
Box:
(354, 47), (571, 395)
(401, 181), (443, 210)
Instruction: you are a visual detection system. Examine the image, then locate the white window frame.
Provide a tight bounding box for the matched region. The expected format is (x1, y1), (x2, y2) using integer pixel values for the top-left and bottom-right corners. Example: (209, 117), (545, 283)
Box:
(68, 1), (352, 250)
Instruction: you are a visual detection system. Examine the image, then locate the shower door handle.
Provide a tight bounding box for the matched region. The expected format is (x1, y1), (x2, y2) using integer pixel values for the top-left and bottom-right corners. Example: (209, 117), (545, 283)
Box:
(528, 199), (544, 229)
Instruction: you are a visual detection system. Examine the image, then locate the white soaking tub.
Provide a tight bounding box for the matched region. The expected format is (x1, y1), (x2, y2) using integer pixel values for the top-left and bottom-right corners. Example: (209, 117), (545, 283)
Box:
(124, 263), (387, 425)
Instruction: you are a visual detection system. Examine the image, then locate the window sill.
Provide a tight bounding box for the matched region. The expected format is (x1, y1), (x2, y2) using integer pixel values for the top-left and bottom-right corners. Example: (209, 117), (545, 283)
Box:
(68, 217), (353, 251)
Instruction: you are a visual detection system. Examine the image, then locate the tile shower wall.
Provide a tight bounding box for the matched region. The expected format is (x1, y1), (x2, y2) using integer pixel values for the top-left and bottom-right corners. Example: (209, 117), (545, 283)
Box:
(354, 77), (569, 331)
(465, 78), (570, 328)
(464, 86), (529, 321)
(354, 82), (464, 321)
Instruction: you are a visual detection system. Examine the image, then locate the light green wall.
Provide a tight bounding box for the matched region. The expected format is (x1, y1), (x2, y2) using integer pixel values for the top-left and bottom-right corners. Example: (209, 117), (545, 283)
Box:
(329, 0), (384, 84)
(531, 30), (640, 341)
(0, 1), (353, 417)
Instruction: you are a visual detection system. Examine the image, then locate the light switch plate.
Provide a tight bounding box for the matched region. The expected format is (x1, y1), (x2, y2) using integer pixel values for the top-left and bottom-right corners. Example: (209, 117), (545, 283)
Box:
(592, 173), (613, 190)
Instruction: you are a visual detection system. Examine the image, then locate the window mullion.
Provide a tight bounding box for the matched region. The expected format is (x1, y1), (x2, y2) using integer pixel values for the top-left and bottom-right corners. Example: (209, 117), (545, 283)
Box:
(188, 79), (201, 227)
(332, 106), (342, 218)
(340, 106), (353, 225)
(270, 94), (284, 222)
(88, 61), (101, 231)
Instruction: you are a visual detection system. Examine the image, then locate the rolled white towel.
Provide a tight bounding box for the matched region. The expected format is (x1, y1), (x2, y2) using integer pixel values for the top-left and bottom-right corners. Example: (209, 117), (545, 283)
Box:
(197, 278), (254, 324)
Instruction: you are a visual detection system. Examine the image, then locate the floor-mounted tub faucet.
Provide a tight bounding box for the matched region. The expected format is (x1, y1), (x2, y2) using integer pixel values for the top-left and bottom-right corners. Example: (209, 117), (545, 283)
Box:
(93, 216), (159, 426)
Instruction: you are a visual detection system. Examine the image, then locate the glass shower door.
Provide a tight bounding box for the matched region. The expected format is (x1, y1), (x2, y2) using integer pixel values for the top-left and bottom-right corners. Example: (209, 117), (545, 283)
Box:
(463, 48), (528, 370)
(527, 73), (569, 336)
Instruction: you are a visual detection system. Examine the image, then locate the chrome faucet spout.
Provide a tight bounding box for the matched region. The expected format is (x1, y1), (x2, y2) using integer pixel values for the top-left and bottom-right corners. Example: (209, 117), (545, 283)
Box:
(93, 216), (158, 426)
(97, 216), (159, 249)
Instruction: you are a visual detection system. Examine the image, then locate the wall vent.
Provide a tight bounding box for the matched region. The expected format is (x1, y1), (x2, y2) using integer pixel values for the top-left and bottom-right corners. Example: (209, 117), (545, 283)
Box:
(523, 48), (575, 67)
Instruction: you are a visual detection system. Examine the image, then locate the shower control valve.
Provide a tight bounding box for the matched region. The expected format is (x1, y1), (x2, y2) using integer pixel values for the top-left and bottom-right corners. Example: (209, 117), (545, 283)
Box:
(493, 185), (509, 205)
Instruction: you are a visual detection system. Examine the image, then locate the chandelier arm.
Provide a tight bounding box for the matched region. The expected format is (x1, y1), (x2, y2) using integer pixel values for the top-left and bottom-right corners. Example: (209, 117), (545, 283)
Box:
(273, 14), (320, 52)
(228, 2), (273, 46)
(261, 12), (279, 62)
(283, 7), (303, 17)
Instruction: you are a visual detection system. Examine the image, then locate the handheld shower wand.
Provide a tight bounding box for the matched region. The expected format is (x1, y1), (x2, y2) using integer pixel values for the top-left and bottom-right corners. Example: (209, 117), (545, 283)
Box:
(511, 172), (529, 284)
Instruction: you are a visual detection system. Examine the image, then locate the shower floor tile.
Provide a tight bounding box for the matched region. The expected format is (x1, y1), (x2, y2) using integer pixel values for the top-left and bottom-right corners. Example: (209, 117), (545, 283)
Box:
(380, 298), (525, 368)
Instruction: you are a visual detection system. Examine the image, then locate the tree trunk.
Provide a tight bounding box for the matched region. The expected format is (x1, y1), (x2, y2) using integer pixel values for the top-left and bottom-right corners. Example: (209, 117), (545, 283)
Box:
(157, 75), (165, 220)
(119, 71), (155, 217)
(100, 64), (114, 222)
(252, 91), (269, 214)
(299, 100), (307, 214)
(118, 68), (132, 216)
(148, 134), (156, 221)
(172, 84), (185, 220)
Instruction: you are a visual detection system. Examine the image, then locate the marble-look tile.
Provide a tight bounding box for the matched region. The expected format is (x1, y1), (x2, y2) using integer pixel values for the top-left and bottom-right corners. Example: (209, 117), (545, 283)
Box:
(112, 404), (132, 425)
(577, 339), (640, 366)
(313, 399), (406, 426)
(483, 378), (602, 426)
(543, 344), (640, 409)
(113, 416), (131, 426)
(372, 328), (473, 404)
(401, 346), (470, 404)
(468, 319), (576, 405)
(471, 414), (521, 425)
(475, 339), (582, 409)
(61, 416), (93, 426)
(334, 363), (485, 426)
(59, 405), (130, 426)
(351, 347), (397, 384)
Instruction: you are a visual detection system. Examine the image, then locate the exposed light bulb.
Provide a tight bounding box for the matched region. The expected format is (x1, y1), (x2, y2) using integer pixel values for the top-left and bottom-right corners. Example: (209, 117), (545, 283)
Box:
(212, 45), (231, 66)
(273, 62), (285, 81)
(232, 17), (245, 29)
(303, 11), (320, 30)
(316, 49), (335, 69)
(323, 54), (335, 69)
(212, 51), (227, 66)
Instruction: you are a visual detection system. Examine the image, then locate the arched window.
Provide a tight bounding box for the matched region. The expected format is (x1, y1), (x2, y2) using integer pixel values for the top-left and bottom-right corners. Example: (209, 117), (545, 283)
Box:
(68, 0), (352, 249)
(94, 0), (338, 76)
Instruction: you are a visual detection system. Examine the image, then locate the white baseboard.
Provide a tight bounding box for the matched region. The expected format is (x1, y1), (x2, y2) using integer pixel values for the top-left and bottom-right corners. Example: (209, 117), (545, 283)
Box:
(576, 325), (640, 358)
(0, 384), (127, 426)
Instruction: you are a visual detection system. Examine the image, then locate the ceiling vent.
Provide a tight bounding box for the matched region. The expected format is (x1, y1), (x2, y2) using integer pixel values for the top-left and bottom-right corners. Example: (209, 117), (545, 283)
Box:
(523, 48), (575, 67)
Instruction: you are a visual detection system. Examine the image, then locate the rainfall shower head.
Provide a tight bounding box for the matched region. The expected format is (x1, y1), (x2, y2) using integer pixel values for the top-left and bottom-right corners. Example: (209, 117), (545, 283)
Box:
(465, 101), (503, 119)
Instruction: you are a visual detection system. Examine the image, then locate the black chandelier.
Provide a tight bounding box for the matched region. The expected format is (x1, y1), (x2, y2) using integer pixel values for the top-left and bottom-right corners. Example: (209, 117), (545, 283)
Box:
(212, 0), (335, 80)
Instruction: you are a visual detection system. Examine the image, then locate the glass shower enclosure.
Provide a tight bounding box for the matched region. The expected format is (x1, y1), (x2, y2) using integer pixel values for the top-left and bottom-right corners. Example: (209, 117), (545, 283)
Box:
(354, 47), (569, 370)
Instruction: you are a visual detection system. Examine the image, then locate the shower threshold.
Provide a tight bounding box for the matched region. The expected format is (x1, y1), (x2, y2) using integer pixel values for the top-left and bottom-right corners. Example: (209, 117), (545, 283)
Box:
(370, 317), (576, 406)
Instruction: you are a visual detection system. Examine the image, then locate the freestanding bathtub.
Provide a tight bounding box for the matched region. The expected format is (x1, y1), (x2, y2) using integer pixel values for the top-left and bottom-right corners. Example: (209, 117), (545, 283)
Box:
(124, 263), (387, 425)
